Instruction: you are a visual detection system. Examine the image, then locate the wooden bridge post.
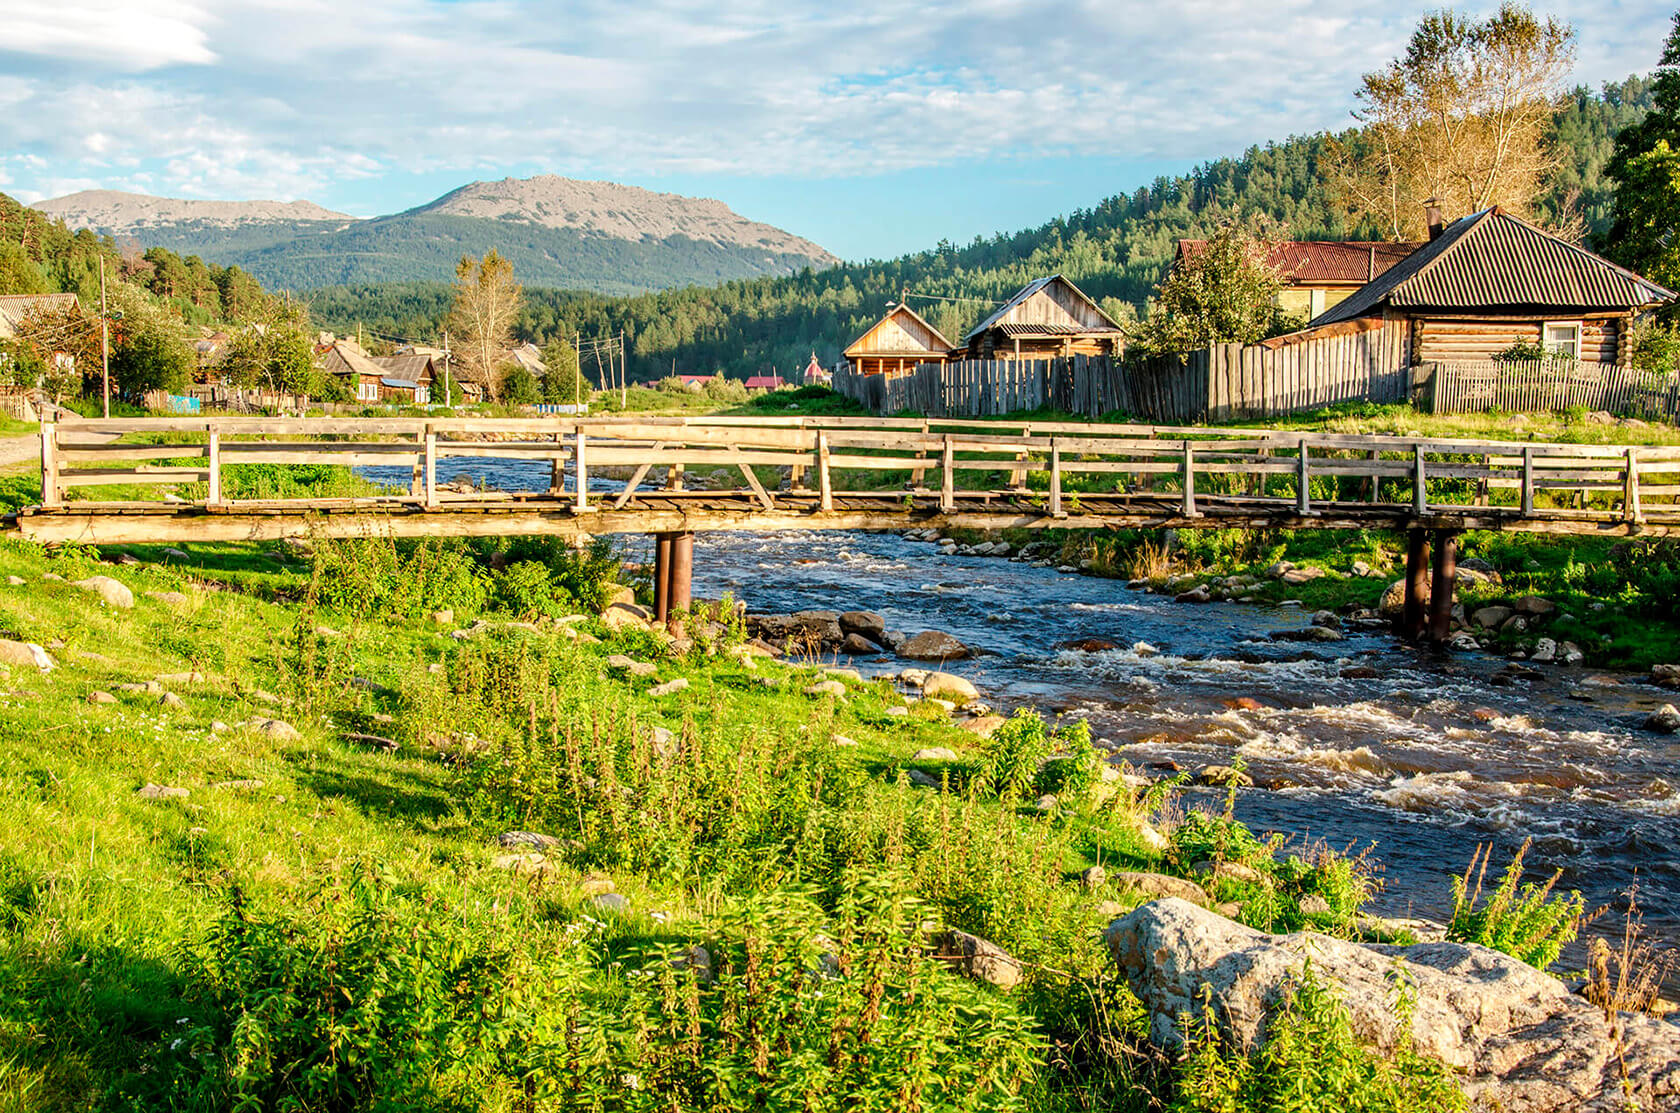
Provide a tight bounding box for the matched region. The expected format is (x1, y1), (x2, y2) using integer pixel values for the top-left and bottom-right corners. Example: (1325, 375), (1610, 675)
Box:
(423, 431), (437, 508)
(1367, 448), (1381, 503)
(1412, 445), (1428, 516)
(1181, 441), (1197, 518)
(940, 434), (955, 513)
(1624, 447), (1643, 525)
(1521, 447), (1535, 516)
(667, 531), (694, 634)
(653, 532), (673, 624)
(1428, 530), (1459, 645)
(1401, 529), (1429, 641)
(40, 421), (60, 509)
(817, 432), (833, 513)
(549, 430), (565, 496)
(1296, 438), (1313, 516)
(1049, 437), (1063, 517)
(207, 429), (222, 507)
(573, 430), (589, 513)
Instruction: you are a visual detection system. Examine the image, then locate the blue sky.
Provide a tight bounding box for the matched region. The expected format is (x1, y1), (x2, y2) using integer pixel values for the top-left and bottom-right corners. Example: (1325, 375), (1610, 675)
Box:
(0, 0), (1672, 261)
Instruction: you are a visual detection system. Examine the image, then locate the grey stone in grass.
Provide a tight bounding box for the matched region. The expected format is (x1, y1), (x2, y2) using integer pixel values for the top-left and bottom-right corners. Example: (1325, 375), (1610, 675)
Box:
(72, 575), (134, 609)
(590, 892), (631, 914)
(138, 783), (189, 799)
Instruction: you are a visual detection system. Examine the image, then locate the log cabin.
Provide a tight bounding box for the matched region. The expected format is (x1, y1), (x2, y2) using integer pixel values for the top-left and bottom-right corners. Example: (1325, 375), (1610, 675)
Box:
(1308, 208), (1675, 369)
(1175, 239), (1423, 321)
(959, 275), (1126, 361)
(843, 303), (955, 376)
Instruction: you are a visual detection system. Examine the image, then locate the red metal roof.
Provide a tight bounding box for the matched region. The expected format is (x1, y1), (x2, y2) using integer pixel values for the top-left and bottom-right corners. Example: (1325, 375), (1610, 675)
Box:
(744, 375), (784, 389)
(1175, 240), (1423, 285)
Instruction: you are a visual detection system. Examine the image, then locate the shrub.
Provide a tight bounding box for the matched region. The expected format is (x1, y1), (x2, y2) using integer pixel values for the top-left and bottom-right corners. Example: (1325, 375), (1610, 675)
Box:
(1447, 839), (1584, 970)
(976, 709), (1055, 801)
(171, 874), (1042, 1112)
(1171, 964), (1466, 1111)
(491, 558), (568, 618)
(309, 534), (488, 622)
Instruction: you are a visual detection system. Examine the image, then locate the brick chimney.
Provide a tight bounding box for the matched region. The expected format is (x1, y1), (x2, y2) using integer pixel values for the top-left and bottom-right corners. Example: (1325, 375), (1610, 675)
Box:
(1423, 199), (1446, 240)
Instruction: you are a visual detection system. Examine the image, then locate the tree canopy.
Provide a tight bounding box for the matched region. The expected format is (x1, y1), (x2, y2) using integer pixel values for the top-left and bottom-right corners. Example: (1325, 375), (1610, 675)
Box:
(1605, 10), (1680, 295)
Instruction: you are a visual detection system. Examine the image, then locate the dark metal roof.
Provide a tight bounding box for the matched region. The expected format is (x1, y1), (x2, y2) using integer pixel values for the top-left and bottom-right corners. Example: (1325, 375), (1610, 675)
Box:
(1176, 239), (1423, 284)
(380, 377), (420, 390)
(962, 274), (1124, 342)
(995, 322), (1123, 338)
(1311, 209), (1676, 326)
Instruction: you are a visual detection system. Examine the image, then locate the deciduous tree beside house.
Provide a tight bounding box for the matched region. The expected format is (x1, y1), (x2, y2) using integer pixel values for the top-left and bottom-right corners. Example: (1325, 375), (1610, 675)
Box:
(1133, 223), (1288, 353)
(447, 250), (521, 400)
(540, 337), (586, 404)
(1331, 4), (1577, 239)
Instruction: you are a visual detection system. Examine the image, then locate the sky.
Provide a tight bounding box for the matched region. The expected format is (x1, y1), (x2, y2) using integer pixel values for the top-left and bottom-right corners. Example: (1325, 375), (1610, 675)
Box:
(0, 0), (1672, 262)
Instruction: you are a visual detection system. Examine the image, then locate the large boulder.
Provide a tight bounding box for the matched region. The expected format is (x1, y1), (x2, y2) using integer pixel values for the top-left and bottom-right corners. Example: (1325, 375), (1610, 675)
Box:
(1378, 578), (1423, 618)
(73, 576), (134, 609)
(921, 671), (979, 703)
(746, 611), (842, 647)
(899, 630), (971, 661)
(0, 639), (54, 672)
(936, 929), (1022, 990)
(1105, 898), (1680, 1112)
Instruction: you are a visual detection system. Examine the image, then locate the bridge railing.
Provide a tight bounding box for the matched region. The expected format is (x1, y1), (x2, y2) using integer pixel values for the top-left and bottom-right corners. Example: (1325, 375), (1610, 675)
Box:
(34, 414), (1680, 526)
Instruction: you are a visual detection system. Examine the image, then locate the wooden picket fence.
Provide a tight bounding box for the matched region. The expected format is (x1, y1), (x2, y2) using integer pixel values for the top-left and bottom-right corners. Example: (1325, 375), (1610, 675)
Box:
(1427, 359), (1680, 421)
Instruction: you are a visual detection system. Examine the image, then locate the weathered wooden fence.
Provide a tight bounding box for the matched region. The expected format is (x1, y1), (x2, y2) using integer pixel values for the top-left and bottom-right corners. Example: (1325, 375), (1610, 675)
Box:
(834, 320), (1412, 422)
(1427, 359), (1680, 422)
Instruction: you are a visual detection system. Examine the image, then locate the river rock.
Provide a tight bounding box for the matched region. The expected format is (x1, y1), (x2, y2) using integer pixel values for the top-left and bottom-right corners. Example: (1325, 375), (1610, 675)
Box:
(1174, 586), (1212, 604)
(748, 610), (842, 646)
(907, 769), (942, 788)
(960, 714), (1006, 738)
(920, 671), (978, 703)
(649, 678), (689, 697)
(251, 718), (299, 740)
(1279, 566), (1325, 584)
(1513, 595), (1557, 617)
(937, 929), (1023, 990)
(87, 690), (116, 704)
(601, 604), (650, 632)
(1646, 704), (1680, 734)
(838, 611), (886, 641)
(1193, 765), (1254, 788)
(823, 667), (863, 684)
(1378, 578), (1423, 617)
(605, 654), (658, 678)
(1060, 637), (1120, 652)
(1106, 898), (1680, 1112)
(1531, 637), (1558, 663)
(1110, 871), (1207, 904)
(1652, 664), (1680, 689)
(1472, 605), (1514, 629)
(899, 630), (971, 661)
(805, 679), (846, 698)
(840, 634), (881, 656)
(914, 747), (960, 761)
(0, 640), (54, 672)
(73, 576), (134, 609)
(1080, 865), (1107, 890)
(602, 585), (636, 610)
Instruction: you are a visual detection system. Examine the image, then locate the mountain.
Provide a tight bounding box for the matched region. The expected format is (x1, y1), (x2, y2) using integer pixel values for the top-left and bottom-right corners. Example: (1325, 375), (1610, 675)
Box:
(32, 178), (839, 296)
(302, 77), (1656, 384)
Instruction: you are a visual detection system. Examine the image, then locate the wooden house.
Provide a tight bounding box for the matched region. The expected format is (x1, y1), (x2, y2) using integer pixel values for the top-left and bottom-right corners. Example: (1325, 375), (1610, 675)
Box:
(1309, 208), (1675, 367)
(960, 275), (1125, 360)
(744, 374), (784, 390)
(0, 293), (80, 341)
(843, 303), (954, 376)
(371, 354), (436, 404)
(1175, 239), (1423, 321)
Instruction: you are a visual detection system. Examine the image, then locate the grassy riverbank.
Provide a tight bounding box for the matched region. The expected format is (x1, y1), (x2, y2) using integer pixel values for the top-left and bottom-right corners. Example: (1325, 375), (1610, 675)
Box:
(0, 529), (1488, 1111)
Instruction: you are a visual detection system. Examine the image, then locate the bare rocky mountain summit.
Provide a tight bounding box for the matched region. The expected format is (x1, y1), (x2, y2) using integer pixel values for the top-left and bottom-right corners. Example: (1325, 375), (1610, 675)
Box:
(32, 190), (355, 233)
(411, 176), (836, 262)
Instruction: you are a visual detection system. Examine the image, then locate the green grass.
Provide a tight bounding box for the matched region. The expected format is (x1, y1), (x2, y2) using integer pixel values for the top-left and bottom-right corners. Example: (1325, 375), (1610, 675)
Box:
(0, 533), (1465, 1111)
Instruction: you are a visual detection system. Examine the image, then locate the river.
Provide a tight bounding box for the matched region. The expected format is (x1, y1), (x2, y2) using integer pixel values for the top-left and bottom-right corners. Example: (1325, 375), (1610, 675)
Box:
(366, 456), (1680, 952)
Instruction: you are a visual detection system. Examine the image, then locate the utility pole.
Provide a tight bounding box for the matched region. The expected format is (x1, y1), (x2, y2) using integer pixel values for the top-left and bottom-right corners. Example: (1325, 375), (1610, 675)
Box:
(618, 330), (626, 408)
(99, 255), (110, 418)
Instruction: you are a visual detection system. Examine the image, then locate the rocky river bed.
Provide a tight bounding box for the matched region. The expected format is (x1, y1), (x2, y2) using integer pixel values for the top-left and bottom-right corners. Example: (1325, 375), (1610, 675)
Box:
(364, 455), (1680, 955)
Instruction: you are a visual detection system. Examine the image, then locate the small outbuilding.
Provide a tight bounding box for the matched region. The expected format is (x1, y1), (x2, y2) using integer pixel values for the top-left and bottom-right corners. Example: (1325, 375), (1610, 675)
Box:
(843, 303), (955, 376)
(960, 275), (1126, 361)
(1308, 208), (1675, 367)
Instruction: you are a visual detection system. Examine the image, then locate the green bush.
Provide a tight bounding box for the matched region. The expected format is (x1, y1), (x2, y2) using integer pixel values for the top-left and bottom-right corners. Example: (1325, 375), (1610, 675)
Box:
(1447, 840), (1583, 970)
(976, 709), (1055, 801)
(309, 534), (488, 622)
(491, 558), (567, 618)
(1171, 964), (1466, 1111)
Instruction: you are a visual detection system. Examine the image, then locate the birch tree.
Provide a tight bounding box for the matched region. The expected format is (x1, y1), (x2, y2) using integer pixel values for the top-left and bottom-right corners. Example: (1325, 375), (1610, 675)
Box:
(1331, 5), (1576, 239)
(448, 250), (522, 398)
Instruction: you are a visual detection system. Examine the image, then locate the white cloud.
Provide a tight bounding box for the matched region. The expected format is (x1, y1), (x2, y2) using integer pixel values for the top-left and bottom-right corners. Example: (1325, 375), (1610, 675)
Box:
(0, 0), (1671, 205)
(0, 1), (217, 69)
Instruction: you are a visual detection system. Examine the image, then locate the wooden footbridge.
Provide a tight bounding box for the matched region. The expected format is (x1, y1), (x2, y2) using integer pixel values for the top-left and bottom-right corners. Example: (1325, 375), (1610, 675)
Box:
(10, 414), (1679, 641)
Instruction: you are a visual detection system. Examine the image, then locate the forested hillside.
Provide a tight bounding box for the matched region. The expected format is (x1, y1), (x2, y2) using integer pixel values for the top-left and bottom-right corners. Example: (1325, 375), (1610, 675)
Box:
(305, 77), (1652, 383)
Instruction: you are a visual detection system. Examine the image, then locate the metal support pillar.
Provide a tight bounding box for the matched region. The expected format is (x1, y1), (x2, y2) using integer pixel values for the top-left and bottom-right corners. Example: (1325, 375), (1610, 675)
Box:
(1427, 530), (1459, 646)
(667, 531), (693, 634)
(1401, 529), (1429, 641)
(653, 532), (673, 625)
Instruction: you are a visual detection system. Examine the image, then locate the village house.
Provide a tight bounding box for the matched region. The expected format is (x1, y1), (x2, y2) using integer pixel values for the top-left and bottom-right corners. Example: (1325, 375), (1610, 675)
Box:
(321, 338), (432, 404)
(1175, 238), (1423, 321)
(842, 303), (954, 376)
(1307, 207), (1675, 368)
(744, 373), (784, 390)
(0, 292), (81, 342)
(959, 275), (1126, 361)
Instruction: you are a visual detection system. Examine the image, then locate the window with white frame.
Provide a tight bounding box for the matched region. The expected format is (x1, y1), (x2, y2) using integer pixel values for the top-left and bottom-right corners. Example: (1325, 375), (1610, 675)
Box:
(1542, 321), (1581, 360)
